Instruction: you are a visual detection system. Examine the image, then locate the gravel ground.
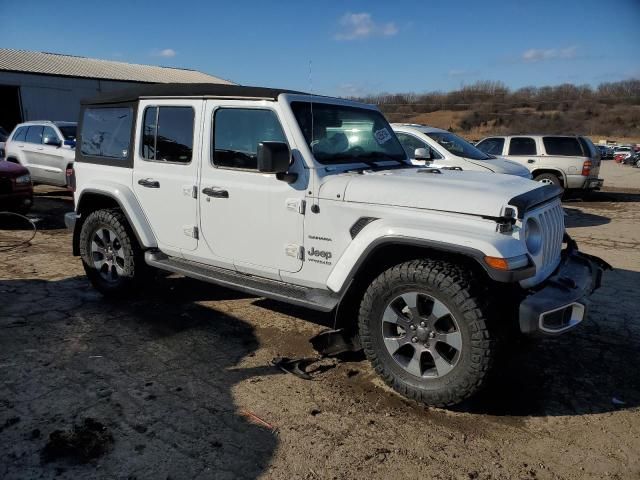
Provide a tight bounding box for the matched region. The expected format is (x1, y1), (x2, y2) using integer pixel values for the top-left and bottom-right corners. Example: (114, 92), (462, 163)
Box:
(1, 163), (639, 480)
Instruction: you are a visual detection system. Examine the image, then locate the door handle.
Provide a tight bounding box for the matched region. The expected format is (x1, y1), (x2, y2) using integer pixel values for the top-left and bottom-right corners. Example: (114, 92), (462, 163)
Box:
(138, 178), (160, 188)
(202, 187), (229, 198)
(527, 159), (535, 164)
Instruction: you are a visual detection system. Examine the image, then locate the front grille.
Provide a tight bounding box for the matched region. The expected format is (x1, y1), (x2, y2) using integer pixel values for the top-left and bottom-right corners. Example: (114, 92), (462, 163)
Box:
(521, 199), (564, 287)
(0, 178), (12, 195)
(537, 201), (565, 270)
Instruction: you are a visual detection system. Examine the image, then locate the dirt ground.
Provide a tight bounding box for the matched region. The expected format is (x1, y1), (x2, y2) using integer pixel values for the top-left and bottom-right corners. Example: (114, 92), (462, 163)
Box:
(1, 162), (639, 480)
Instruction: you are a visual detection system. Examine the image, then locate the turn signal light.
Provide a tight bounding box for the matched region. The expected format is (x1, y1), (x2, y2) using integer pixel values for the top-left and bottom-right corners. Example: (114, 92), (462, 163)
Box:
(484, 256), (509, 270)
(582, 160), (592, 176)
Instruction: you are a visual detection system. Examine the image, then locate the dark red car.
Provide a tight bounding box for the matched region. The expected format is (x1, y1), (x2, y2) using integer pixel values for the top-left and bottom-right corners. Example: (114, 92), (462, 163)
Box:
(0, 160), (33, 214)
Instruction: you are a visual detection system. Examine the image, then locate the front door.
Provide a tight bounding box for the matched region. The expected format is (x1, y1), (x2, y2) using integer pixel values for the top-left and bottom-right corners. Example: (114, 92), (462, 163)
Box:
(39, 126), (68, 186)
(133, 100), (201, 252)
(198, 102), (305, 275)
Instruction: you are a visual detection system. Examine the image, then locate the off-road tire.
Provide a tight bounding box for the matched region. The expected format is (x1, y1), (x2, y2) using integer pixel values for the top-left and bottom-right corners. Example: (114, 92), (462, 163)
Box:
(358, 259), (496, 408)
(79, 208), (145, 297)
(533, 172), (562, 188)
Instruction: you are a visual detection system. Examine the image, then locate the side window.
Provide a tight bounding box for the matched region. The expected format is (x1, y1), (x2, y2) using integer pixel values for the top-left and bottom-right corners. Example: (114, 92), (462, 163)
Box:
(508, 137), (537, 156)
(81, 107), (133, 159)
(543, 137), (584, 156)
(42, 126), (60, 146)
(25, 126), (44, 144)
(213, 108), (286, 170)
(395, 132), (426, 157)
(141, 106), (194, 163)
(476, 138), (504, 156)
(12, 126), (27, 142)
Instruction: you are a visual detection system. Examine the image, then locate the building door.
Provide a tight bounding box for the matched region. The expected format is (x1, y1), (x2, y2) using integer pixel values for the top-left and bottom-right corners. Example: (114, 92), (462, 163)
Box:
(0, 85), (23, 132)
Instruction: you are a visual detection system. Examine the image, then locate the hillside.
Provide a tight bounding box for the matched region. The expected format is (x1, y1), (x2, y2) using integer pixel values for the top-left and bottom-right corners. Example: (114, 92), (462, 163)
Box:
(355, 80), (640, 143)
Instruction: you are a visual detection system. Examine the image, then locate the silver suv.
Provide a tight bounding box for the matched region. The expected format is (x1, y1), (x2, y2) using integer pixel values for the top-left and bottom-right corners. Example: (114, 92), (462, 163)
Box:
(4, 121), (77, 187)
(476, 135), (603, 192)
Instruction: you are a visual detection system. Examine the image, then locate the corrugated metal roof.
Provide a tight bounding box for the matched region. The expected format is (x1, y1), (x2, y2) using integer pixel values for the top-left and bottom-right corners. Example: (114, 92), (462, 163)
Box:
(0, 49), (234, 84)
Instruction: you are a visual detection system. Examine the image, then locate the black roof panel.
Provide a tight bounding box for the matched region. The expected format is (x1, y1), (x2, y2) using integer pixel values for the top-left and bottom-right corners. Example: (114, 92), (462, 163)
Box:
(82, 83), (308, 105)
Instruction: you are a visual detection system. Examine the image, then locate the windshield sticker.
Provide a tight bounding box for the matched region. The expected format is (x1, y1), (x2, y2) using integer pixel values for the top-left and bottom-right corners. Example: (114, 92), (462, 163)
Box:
(374, 128), (392, 145)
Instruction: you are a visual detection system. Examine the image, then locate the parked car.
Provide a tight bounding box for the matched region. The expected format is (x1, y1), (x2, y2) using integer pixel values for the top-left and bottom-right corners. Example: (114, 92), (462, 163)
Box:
(392, 124), (531, 178)
(625, 151), (640, 166)
(0, 126), (9, 160)
(4, 121), (76, 187)
(64, 83), (607, 408)
(475, 134), (603, 192)
(0, 160), (33, 214)
(613, 146), (632, 163)
(596, 144), (613, 159)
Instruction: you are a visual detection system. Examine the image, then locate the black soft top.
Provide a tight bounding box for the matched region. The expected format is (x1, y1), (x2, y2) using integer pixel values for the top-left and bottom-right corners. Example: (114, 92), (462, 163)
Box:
(82, 83), (307, 105)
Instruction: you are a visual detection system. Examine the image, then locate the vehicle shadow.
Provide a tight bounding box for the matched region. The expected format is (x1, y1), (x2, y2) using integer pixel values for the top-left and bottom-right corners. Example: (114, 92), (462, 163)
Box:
(563, 206), (611, 228)
(0, 275), (278, 479)
(0, 186), (71, 231)
(453, 267), (640, 417)
(567, 189), (640, 203)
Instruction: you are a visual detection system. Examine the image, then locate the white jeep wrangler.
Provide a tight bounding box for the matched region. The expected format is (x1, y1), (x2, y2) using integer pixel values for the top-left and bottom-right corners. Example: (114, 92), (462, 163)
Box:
(65, 84), (608, 407)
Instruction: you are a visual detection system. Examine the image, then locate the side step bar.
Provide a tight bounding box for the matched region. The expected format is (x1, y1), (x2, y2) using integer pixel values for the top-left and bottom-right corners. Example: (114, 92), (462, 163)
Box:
(145, 252), (340, 312)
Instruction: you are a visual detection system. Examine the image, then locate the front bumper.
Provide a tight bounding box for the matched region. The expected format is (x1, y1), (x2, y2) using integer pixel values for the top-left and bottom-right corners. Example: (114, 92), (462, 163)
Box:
(519, 242), (610, 336)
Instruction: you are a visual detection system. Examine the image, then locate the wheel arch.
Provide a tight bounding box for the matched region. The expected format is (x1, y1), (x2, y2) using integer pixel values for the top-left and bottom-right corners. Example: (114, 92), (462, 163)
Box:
(531, 168), (566, 187)
(73, 188), (157, 256)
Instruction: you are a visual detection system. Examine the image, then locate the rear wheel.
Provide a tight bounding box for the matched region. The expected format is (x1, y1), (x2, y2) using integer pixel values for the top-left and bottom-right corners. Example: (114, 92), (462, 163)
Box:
(533, 172), (562, 187)
(79, 209), (144, 297)
(358, 259), (496, 407)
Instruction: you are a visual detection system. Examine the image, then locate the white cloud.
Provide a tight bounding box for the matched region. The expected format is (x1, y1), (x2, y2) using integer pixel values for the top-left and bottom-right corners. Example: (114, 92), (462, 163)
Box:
(521, 46), (577, 63)
(153, 48), (177, 58)
(334, 12), (398, 41)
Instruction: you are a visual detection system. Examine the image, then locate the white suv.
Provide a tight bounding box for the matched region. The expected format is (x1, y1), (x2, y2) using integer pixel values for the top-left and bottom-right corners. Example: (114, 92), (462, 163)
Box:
(392, 124), (531, 178)
(4, 121), (77, 187)
(64, 84), (608, 407)
(476, 135), (603, 192)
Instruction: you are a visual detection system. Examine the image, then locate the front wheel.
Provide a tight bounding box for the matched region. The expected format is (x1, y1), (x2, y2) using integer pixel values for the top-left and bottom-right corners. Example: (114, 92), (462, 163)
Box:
(358, 260), (496, 407)
(79, 209), (144, 297)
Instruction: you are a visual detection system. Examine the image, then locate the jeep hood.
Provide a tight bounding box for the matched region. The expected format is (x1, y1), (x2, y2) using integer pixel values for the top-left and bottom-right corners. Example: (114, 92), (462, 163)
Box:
(319, 168), (555, 218)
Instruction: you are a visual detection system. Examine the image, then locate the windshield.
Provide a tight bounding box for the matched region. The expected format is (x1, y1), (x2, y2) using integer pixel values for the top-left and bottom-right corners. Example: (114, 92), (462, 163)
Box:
(426, 132), (492, 161)
(57, 125), (77, 140)
(291, 102), (407, 165)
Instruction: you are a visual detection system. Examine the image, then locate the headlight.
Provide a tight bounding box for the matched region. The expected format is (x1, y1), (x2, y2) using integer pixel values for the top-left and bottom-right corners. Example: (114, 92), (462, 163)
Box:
(15, 173), (31, 185)
(525, 217), (542, 255)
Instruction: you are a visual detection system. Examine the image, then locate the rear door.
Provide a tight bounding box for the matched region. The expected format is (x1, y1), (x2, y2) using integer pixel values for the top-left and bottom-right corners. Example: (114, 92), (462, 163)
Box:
(23, 126), (46, 182)
(132, 100), (201, 253)
(504, 136), (538, 171)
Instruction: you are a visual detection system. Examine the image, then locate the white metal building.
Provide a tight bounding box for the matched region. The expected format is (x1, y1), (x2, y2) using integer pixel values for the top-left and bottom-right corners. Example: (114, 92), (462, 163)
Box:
(0, 49), (233, 132)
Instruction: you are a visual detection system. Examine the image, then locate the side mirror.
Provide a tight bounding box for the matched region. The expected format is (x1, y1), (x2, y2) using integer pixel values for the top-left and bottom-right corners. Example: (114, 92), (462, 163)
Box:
(414, 147), (432, 161)
(63, 139), (76, 148)
(257, 141), (291, 174)
(44, 137), (62, 147)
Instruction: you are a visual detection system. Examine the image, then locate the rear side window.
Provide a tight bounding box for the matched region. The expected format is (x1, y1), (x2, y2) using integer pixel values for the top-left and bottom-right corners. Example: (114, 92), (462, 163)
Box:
(508, 137), (537, 156)
(142, 106), (194, 163)
(81, 107), (133, 159)
(26, 126), (44, 144)
(476, 137), (504, 155)
(543, 137), (583, 156)
(12, 126), (27, 142)
(213, 108), (286, 170)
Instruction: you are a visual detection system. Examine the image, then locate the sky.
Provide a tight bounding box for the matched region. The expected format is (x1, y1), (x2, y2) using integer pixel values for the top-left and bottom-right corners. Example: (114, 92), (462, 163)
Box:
(1, 0), (639, 96)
